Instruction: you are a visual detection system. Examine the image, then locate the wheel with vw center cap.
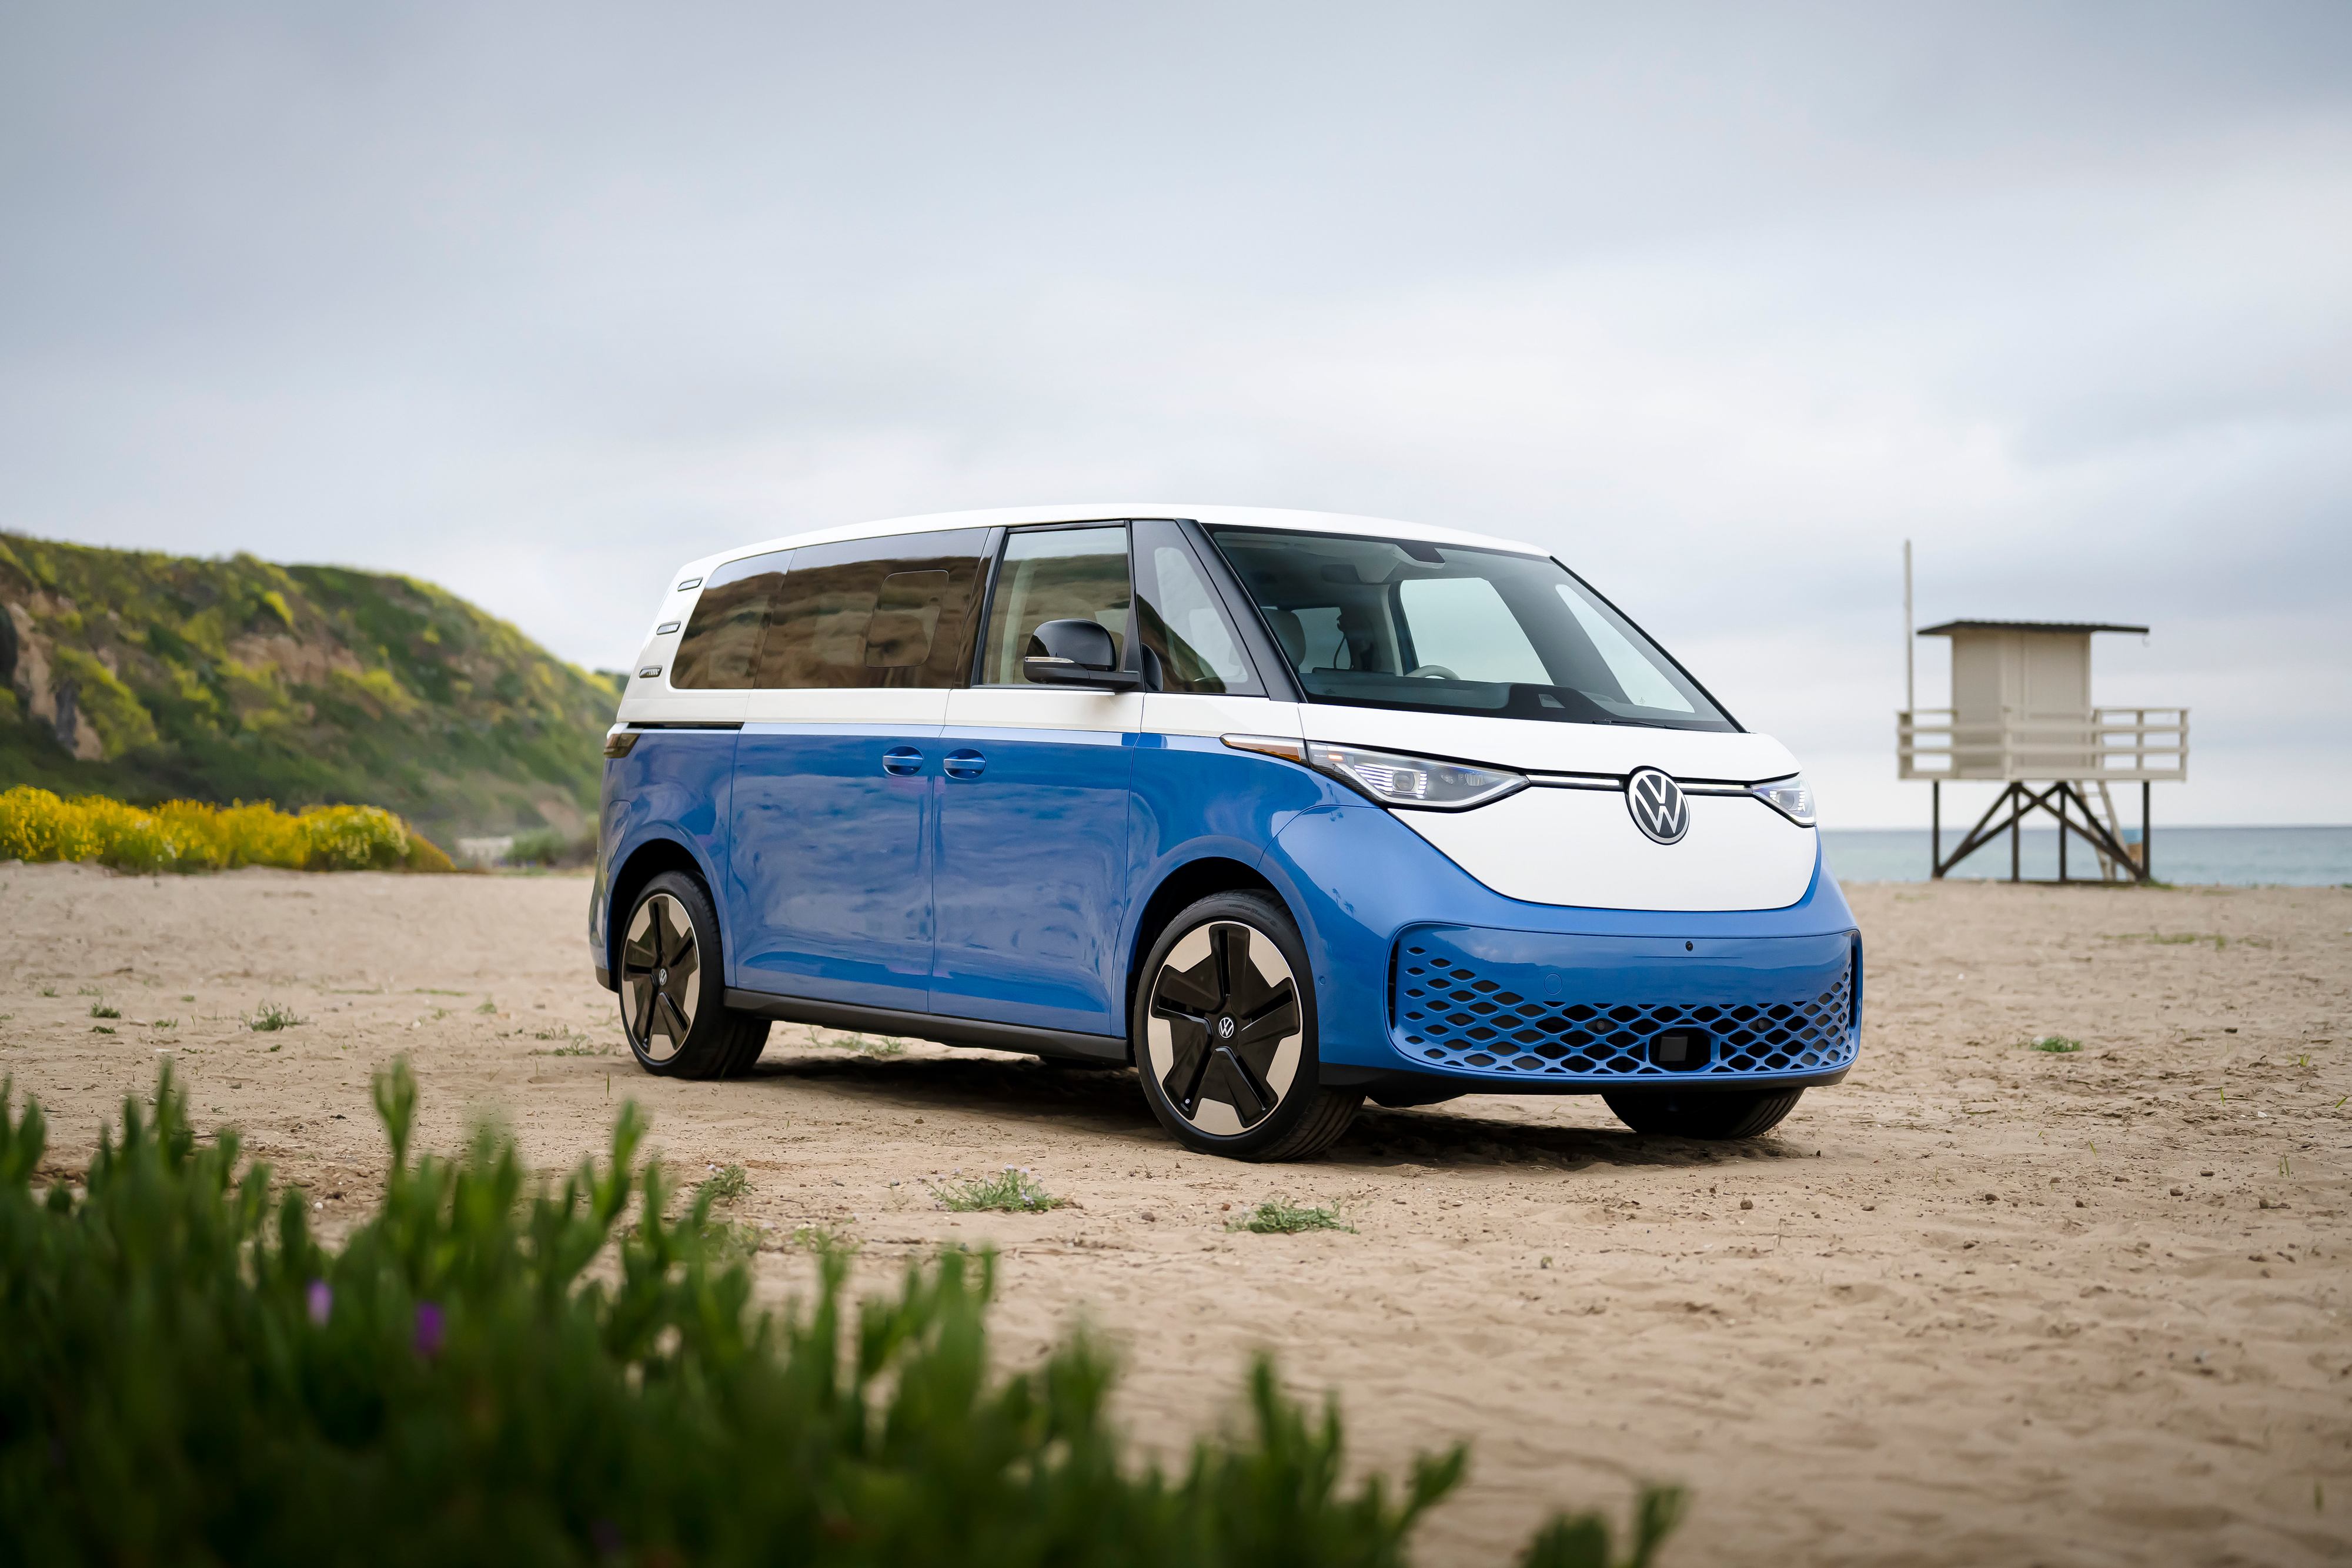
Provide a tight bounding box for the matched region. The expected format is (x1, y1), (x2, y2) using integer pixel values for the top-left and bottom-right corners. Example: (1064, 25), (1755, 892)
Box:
(617, 871), (770, 1079)
(1132, 892), (1361, 1160)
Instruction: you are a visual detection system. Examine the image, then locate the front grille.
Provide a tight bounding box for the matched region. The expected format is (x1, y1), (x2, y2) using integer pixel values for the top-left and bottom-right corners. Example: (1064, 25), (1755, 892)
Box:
(1393, 936), (1856, 1081)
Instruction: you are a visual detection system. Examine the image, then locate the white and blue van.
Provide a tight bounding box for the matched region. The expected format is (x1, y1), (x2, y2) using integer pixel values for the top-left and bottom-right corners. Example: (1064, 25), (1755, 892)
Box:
(593, 507), (1859, 1161)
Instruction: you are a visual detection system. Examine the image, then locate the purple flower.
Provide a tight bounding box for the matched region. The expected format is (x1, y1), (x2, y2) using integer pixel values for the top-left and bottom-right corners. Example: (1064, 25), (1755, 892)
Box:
(413, 1301), (445, 1357)
(306, 1279), (332, 1326)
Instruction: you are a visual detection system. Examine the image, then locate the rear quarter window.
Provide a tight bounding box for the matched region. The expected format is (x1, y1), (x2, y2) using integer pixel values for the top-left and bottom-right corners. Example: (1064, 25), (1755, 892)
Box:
(670, 550), (789, 688)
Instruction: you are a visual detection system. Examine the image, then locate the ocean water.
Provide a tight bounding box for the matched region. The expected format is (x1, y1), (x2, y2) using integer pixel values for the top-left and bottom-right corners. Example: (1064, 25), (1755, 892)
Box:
(1820, 825), (2352, 887)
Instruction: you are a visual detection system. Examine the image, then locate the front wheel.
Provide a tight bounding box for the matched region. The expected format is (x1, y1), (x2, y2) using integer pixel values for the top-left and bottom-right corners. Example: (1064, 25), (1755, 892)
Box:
(617, 870), (770, 1079)
(1132, 892), (1359, 1161)
(1602, 1086), (1803, 1140)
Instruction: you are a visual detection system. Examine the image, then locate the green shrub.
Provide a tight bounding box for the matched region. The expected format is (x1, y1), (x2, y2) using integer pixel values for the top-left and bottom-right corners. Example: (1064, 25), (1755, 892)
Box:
(48, 647), (161, 758)
(296, 803), (410, 870)
(0, 1066), (1681, 1566)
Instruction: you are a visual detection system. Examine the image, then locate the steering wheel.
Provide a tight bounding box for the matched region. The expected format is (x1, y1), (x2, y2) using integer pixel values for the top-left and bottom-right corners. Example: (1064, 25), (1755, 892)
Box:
(1406, 664), (1459, 680)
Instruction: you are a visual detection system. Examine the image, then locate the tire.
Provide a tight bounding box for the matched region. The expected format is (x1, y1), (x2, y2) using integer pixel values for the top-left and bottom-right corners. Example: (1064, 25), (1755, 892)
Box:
(1131, 892), (1360, 1161)
(1602, 1086), (1803, 1140)
(616, 870), (770, 1079)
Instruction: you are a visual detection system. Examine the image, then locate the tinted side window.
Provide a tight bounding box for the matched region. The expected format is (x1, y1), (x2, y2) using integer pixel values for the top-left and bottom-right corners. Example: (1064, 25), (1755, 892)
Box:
(754, 529), (988, 690)
(671, 550), (789, 689)
(980, 526), (1132, 685)
(1134, 520), (1258, 695)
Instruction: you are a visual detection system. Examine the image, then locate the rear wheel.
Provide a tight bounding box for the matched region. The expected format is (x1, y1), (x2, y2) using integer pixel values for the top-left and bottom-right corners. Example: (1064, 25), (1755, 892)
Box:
(1132, 892), (1359, 1161)
(1602, 1086), (1803, 1139)
(617, 871), (769, 1079)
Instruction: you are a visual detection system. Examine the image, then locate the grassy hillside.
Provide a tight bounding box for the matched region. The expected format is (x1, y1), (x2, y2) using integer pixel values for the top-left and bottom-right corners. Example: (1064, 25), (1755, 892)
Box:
(0, 531), (621, 845)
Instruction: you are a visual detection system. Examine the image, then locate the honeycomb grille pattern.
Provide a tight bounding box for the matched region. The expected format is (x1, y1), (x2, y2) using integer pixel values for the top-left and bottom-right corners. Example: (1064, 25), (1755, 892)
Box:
(1394, 941), (1855, 1081)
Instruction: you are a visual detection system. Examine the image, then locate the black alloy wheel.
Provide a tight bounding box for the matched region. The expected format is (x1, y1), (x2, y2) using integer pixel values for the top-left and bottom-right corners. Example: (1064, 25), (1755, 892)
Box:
(1132, 892), (1359, 1161)
(617, 870), (769, 1079)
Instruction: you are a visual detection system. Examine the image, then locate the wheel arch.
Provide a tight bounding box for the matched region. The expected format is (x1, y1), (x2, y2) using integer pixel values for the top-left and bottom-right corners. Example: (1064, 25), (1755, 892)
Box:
(1122, 854), (1289, 1052)
(605, 835), (717, 983)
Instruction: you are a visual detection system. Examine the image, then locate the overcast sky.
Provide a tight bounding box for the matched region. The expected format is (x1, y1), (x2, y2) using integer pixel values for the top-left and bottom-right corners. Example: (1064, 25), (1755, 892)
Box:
(3, 3), (2346, 825)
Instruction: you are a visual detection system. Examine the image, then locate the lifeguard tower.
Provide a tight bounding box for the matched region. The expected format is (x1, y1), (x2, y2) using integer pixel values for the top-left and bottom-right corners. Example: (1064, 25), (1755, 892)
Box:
(1896, 609), (2188, 883)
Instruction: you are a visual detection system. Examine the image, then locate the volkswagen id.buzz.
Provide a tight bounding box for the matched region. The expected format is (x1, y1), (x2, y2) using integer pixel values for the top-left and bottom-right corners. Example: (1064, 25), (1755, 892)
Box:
(592, 507), (1860, 1161)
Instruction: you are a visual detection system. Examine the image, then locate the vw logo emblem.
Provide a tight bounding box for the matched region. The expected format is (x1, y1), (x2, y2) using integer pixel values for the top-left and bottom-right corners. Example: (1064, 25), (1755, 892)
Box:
(1626, 767), (1690, 845)
(1216, 1016), (1237, 1040)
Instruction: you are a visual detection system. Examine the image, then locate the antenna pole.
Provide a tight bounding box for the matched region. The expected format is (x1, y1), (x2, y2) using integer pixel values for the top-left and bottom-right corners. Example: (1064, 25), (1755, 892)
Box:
(1902, 539), (1915, 714)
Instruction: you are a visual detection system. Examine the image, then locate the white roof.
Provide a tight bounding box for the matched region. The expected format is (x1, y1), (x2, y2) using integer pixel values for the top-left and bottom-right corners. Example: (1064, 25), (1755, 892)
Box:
(671, 504), (1544, 581)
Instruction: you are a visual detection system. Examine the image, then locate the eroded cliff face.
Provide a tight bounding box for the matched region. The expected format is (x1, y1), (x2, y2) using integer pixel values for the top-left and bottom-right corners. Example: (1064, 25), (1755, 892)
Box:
(0, 533), (620, 841)
(2, 599), (103, 760)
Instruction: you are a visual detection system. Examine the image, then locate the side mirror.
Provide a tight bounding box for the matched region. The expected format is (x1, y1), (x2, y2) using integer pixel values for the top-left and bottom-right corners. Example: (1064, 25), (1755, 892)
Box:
(1022, 618), (1139, 688)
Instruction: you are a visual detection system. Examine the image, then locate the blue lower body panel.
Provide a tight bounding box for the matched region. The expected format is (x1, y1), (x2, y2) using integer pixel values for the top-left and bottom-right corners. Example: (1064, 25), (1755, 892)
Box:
(1392, 927), (1857, 1085)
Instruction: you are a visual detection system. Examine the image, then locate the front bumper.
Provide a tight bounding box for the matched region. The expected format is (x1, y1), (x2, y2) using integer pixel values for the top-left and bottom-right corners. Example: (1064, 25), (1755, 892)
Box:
(1391, 925), (1858, 1088)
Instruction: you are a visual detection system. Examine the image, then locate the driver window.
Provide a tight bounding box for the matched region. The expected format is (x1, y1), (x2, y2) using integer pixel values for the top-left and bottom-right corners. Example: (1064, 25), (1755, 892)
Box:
(1134, 520), (1258, 694)
(980, 526), (1132, 685)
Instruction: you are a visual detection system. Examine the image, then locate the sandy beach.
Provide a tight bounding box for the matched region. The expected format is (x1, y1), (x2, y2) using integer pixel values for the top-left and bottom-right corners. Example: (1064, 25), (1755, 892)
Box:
(2, 862), (2346, 1566)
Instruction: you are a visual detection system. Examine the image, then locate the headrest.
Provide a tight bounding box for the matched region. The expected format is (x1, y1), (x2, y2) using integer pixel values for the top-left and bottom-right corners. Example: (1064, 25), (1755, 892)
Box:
(1261, 607), (1307, 667)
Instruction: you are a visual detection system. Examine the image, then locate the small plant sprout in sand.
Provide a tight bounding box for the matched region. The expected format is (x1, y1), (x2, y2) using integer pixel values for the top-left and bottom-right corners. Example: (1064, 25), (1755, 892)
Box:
(1228, 1198), (1355, 1235)
(249, 1001), (305, 1032)
(789, 1223), (857, 1252)
(700, 1219), (766, 1265)
(2029, 1035), (2083, 1054)
(89, 1002), (121, 1020)
(929, 1166), (1065, 1213)
(697, 1163), (750, 1204)
(529, 1027), (609, 1057)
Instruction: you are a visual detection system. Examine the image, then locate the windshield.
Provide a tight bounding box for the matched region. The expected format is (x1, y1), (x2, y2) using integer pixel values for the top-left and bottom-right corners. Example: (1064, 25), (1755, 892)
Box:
(1204, 527), (1733, 731)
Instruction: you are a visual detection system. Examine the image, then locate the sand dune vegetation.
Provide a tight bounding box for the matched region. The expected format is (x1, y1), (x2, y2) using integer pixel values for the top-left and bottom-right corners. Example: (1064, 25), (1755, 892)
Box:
(0, 786), (453, 874)
(0, 1059), (1679, 1567)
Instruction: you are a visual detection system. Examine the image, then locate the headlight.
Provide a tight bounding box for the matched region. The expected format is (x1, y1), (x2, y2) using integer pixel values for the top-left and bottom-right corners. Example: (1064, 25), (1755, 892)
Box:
(1750, 774), (1816, 826)
(1304, 741), (1524, 810)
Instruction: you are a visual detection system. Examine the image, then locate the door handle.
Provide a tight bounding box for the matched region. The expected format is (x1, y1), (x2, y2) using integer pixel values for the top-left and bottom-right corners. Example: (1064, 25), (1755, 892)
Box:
(881, 746), (924, 777)
(942, 748), (986, 780)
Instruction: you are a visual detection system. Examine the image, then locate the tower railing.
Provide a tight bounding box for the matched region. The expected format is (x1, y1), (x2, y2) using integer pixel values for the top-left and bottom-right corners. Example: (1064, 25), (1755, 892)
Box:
(1896, 707), (2188, 783)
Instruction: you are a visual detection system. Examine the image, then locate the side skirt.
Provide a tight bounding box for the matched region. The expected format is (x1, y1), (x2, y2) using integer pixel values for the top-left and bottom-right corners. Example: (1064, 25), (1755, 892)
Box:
(721, 989), (1131, 1065)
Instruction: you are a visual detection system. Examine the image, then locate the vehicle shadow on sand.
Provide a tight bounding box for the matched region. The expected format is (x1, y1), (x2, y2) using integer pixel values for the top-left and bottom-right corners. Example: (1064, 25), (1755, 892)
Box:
(747, 1051), (1786, 1174)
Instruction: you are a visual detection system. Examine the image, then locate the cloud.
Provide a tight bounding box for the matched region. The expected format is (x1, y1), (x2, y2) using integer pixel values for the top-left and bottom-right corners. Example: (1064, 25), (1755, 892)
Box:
(1, 1), (2347, 823)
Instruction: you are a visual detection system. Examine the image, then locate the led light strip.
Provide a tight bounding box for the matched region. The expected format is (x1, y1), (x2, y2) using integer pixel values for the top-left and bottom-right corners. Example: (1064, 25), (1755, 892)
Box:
(1227, 738), (1794, 797)
(1526, 773), (1752, 795)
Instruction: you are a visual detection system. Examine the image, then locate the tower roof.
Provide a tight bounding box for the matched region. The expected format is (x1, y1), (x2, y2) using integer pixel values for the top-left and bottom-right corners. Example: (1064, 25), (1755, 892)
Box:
(1916, 618), (2148, 637)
